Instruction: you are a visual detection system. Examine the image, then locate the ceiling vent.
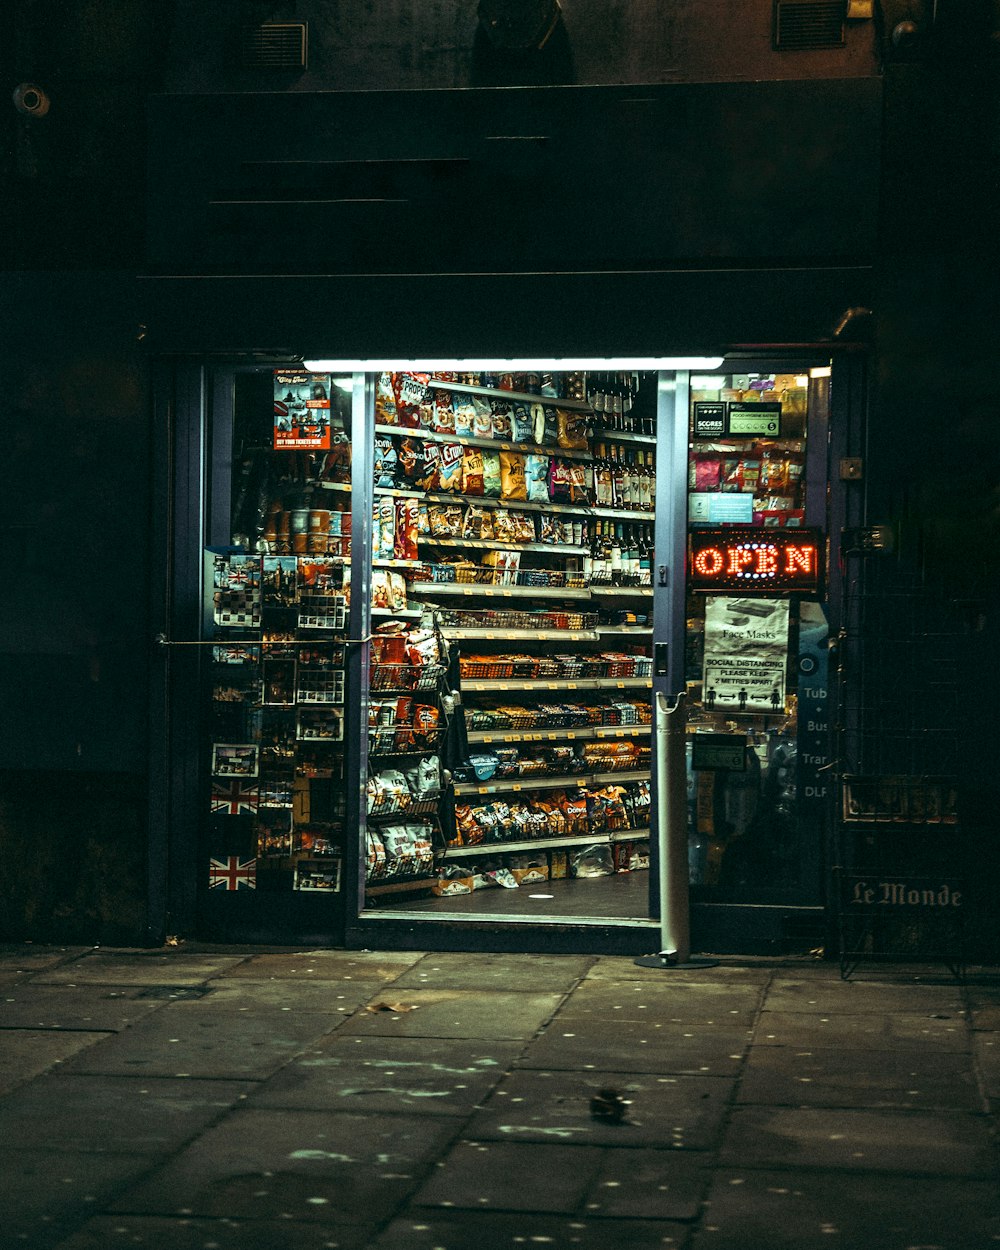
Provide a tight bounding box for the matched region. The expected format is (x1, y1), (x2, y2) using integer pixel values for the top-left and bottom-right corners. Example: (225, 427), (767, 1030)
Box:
(773, 1), (846, 50)
(242, 22), (309, 70)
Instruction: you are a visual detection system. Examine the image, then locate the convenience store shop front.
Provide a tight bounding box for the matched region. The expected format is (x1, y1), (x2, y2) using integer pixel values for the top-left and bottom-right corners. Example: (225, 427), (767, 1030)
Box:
(154, 348), (863, 955)
(146, 81), (878, 953)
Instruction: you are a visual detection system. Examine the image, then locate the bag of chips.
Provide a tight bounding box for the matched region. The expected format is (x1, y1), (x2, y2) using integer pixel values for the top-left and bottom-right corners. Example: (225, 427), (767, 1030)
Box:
(374, 434), (397, 488)
(511, 402), (534, 442)
(557, 409), (589, 449)
(490, 509), (515, 542)
(437, 442), (464, 492)
(433, 390), (456, 435)
(512, 512), (535, 543)
(394, 372), (429, 428)
(539, 514), (567, 544)
(482, 450), (502, 497)
(500, 451), (527, 501)
(462, 447), (485, 496)
(472, 395), (493, 439)
(416, 440), (441, 491)
(548, 458), (571, 503)
(525, 454), (550, 502)
(491, 401), (513, 440)
(375, 372), (398, 425)
(407, 755), (441, 798)
(463, 505), (494, 540)
(454, 397), (477, 437)
(370, 569), (389, 609)
(397, 436), (426, 486)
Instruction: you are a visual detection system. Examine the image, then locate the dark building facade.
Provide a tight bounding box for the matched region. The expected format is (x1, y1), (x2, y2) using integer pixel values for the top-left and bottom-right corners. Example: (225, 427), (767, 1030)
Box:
(1, 1), (997, 958)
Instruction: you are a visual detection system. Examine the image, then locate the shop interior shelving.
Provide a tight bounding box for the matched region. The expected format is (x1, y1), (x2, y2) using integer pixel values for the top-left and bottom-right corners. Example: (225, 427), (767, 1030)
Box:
(365, 371), (658, 899)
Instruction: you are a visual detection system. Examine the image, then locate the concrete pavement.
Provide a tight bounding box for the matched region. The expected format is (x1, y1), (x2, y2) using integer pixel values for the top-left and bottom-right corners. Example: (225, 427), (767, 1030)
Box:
(0, 943), (998, 1249)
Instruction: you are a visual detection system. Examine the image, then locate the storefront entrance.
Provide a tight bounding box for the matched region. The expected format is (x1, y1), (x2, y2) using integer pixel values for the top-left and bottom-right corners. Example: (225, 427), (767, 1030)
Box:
(154, 351), (851, 953)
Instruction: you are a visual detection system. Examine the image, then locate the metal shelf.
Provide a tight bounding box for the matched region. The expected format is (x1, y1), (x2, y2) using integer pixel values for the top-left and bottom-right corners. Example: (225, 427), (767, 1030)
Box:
(461, 676), (652, 693)
(407, 581), (653, 601)
(374, 424), (591, 462)
(466, 724), (652, 745)
(441, 628), (600, 642)
(443, 834), (606, 859)
(426, 379), (594, 411)
(371, 607), (424, 619)
(420, 537), (588, 555)
(373, 485), (653, 523)
(408, 582), (591, 600)
(455, 768), (650, 797)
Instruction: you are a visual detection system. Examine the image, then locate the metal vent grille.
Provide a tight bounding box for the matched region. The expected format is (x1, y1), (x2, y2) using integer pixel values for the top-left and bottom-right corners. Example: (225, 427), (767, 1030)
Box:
(773, 1), (845, 50)
(242, 22), (308, 70)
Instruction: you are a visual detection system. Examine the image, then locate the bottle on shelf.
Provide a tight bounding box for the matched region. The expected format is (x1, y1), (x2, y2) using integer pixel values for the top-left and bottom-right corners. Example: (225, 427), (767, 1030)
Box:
(594, 445), (614, 509)
(610, 445), (627, 510)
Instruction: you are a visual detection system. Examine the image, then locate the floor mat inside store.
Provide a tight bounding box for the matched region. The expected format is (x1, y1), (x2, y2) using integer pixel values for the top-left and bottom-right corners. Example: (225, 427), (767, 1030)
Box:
(367, 868), (652, 918)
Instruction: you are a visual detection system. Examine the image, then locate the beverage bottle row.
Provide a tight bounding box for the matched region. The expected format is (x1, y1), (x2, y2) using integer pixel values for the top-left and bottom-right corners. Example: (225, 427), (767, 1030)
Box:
(592, 444), (655, 512)
(588, 372), (656, 434)
(584, 521), (654, 586)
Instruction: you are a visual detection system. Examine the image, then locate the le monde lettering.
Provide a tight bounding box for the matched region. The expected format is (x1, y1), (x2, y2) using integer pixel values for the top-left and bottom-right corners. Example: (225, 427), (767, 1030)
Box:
(851, 880), (962, 908)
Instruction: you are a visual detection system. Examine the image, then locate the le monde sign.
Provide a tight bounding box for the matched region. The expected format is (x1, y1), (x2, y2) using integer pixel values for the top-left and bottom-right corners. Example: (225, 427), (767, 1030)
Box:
(844, 876), (963, 911)
(689, 528), (822, 594)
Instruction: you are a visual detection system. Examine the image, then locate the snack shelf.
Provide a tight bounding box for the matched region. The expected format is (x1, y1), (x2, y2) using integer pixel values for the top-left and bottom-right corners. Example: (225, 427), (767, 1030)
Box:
(371, 607), (424, 619)
(454, 768), (651, 797)
(316, 481), (352, 493)
(465, 724), (652, 745)
(373, 559), (424, 568)
(408, 581), (592, 600)
(443, 833), (613, 858)
(374, 486), (652, 523)
(426, 379), (594, 411)
(462, 677), (653, 693)
(374, 424), (592, 462)
(441, 828), (650, 860)
(420, 537), (589, 556)
(596, 626), (653, 636)
(441, 628), (601, 642)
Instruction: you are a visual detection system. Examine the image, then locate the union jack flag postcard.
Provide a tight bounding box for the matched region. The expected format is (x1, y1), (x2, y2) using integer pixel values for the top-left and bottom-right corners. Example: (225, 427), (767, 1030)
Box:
(208, 856), (257, 890)
(211, 778), (259, 816)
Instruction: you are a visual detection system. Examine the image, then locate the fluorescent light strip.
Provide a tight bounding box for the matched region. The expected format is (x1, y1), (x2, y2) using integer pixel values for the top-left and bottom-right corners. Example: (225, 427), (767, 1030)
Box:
(302, 356), (725, 373)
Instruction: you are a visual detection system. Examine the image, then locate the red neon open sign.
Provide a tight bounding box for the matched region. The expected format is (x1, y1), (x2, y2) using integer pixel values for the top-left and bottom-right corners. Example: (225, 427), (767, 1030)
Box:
(689, 529), (822, 593)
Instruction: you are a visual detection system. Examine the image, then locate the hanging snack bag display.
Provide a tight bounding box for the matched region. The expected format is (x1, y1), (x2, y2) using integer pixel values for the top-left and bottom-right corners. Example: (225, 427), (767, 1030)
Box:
(438, 442), (464, 492)
(525, 454), (550, 502)
(500, 451), (527, 501)
(433, 389), (456, 435)
(491, 400), (513, 440)
(454, 396), (477, 437)
(375, 373), (398, 424)
(511, 402), (534, 442)
(393, 372), (429, 429)
(482, 449), (502, 497)
(462, 447), (486, 496)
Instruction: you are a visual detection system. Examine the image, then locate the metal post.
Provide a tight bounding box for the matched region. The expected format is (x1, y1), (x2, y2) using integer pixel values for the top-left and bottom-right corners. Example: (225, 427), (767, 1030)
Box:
(635, 691), (718, 970)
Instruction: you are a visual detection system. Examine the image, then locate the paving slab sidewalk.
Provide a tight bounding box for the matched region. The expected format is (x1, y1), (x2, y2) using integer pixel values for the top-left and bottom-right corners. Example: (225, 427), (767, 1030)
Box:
(0, 944), (997, 1250)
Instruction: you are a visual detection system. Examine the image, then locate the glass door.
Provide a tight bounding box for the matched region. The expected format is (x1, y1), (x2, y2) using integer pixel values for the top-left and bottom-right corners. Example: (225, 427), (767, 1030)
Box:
(680, 362), (833, 914)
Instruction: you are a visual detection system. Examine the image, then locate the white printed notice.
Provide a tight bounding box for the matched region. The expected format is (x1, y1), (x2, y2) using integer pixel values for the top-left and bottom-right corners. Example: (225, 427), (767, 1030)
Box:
(702, 596), (789, 714)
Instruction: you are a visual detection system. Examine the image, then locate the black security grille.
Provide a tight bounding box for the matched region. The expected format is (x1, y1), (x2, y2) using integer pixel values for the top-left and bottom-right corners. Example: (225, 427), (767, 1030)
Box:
(773, 0), (846, 50)
(241, 22), (308, 70)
